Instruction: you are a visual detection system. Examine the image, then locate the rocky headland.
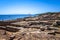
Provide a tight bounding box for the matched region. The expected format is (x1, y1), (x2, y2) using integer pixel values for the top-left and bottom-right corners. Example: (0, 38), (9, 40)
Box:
(0, 12), (60, 40)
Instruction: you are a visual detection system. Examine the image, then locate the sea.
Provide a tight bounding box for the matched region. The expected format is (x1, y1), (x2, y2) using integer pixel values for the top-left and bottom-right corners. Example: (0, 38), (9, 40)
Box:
(0, 14), (35, 21)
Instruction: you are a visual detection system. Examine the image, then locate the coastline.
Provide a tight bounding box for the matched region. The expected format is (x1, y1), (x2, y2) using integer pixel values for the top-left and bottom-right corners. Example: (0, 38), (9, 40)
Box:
(0, 12), (60, 40)
(0, 14), (36, 21)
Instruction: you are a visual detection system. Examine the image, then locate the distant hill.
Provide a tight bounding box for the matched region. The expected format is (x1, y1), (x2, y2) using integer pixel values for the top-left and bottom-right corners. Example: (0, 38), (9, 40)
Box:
(36, 12), (60, 20)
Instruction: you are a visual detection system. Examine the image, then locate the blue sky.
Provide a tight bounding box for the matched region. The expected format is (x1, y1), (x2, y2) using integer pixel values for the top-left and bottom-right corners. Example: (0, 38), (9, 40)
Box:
(0, 0), (60, 14)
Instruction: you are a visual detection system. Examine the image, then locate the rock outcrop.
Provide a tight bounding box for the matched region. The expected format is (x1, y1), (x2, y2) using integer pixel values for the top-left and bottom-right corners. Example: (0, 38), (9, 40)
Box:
(0, 12), (60, 40)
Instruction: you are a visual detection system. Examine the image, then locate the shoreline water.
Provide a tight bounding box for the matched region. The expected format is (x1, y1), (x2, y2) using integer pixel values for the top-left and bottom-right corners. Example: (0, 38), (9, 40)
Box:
(0, 14), (36, 21)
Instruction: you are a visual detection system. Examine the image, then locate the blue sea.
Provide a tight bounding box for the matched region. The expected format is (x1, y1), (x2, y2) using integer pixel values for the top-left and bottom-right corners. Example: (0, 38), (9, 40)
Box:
(0, 14), (35, 21)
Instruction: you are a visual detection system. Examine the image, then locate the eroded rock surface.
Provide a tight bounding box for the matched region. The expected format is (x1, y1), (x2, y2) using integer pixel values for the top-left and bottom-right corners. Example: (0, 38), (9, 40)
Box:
(0, 12), (60, 40)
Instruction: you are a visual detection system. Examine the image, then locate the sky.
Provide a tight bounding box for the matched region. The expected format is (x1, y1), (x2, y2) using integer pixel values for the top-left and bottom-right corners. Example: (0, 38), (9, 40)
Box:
(0, 0), (60, 15)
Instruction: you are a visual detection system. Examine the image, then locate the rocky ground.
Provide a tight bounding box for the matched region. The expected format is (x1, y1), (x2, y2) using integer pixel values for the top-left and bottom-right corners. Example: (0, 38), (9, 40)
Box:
(0, 12), (60, 40)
